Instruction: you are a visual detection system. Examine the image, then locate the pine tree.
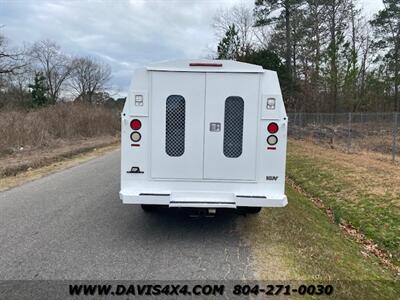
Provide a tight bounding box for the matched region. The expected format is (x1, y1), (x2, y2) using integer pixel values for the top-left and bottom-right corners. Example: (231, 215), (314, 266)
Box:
(323, 0), (352, 113)
(217, 24), (241, 59)
(370, 0), (400, 112)
(28, 72), (48, 107)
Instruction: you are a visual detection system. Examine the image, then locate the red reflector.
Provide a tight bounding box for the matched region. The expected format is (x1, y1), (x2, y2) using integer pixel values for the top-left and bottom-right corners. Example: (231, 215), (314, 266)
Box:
(267, 147), (276, 150)
(130, 119), (142, 130)
(131, 144), (140, 147)
(267, 122), (279, 133)
(189, 63), (223, 67)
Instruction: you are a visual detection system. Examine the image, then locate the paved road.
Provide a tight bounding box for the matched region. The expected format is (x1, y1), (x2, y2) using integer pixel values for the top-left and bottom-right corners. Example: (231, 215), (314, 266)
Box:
(0, 151), (255, 280)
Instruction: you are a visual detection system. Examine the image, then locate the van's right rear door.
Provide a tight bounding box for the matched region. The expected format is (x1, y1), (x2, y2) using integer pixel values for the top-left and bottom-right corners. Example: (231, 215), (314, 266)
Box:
(203, 73), (259, 180)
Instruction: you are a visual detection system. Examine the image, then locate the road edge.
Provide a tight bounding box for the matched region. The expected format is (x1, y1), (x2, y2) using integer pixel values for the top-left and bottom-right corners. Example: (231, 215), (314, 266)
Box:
(0, 142), (120, 192)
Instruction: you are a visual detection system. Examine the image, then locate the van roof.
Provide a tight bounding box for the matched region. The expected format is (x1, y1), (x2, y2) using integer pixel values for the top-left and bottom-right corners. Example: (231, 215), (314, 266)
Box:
(147, 59), (264, 73)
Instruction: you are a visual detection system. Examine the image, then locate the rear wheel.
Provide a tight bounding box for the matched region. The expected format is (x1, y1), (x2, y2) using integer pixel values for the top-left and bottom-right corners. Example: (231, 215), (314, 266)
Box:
(239, 207), (262, 214)
(141, 204), (158, 212)
(247, 207), (262, 214)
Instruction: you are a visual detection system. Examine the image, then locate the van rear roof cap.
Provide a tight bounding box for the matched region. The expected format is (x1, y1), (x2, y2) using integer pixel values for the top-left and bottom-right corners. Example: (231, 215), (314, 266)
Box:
(147, 59), (264, 73)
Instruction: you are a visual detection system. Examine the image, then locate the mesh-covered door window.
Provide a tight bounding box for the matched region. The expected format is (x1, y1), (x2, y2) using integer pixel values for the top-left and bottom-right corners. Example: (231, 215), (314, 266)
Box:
(223, 96), (244, 158)
(166, 95), (186, 157)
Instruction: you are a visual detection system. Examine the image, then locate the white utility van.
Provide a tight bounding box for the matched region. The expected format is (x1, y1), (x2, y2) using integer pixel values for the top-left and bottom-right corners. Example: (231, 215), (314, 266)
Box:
(120, 59), (288, 213)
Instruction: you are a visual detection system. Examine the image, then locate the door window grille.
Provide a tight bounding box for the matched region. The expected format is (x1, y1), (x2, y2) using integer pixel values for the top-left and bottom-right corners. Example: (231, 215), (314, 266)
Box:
(223, 96), (244, 158)
(165, 95), (185, 157)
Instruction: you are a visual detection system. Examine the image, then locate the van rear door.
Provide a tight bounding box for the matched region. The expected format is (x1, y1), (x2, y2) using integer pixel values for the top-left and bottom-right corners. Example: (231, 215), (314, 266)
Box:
(150, 71), (259, 181)
(203, 73), (259, 180)
(150, 71), (205, 179)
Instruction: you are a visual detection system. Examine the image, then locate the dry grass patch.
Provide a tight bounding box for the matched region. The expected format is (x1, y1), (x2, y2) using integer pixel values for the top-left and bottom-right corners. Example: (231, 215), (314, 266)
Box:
(0, 102), (121, 189)
(0, 102), (120, 157)
(0, 142), (119, 192)
(0, 136), (118, 178)
(290, 139), (400, 202)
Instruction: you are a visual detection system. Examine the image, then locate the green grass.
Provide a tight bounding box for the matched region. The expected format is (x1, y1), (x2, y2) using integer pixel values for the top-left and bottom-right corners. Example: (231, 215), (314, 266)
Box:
(243, 186), (399, 299)
(286, 147), (400, 267)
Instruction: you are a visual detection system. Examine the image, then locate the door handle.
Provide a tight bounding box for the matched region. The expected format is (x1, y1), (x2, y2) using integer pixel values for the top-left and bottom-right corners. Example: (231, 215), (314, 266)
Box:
(209, 122), (221, 132)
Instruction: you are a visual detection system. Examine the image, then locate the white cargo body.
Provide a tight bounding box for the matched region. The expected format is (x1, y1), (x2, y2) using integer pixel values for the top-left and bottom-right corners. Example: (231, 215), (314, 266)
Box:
(119, 59), (288, 210)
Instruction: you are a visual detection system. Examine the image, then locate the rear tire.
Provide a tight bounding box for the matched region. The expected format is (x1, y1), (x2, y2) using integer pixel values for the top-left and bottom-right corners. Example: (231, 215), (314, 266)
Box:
(243, 207), (262, 214)
(141, 204), (158, 212)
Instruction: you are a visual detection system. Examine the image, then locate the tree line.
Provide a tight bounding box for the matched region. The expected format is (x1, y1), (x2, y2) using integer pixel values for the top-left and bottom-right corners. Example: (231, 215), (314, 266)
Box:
(0, 34), (114, 109)
(214, 0), (400, 113)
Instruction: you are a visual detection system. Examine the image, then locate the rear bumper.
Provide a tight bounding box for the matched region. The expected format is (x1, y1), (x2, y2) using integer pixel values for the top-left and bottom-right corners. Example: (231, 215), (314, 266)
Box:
(119, 190), (287, 208)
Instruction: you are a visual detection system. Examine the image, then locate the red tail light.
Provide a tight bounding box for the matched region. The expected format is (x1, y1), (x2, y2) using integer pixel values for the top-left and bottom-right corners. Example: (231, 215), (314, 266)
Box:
(267, 122), (279, 134)
(130, 119), (142, 130)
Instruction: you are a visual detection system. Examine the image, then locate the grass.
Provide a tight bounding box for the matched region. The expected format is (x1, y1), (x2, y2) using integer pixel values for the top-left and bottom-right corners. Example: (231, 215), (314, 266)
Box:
(242, 139), (399, 298)
(285, 140), (400, 267)
(242, 185), (399, 299)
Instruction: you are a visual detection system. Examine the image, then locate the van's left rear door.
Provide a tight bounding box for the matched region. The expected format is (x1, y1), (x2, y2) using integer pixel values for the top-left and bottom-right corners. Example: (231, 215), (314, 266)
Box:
(150, 71), (205, 179)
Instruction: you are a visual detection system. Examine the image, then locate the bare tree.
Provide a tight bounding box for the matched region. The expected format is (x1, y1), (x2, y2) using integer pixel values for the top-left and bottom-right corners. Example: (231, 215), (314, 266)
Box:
(29, 40), (72, 103)
(69, 56), (111, 104)
(0, 32), (30, 108)
(213, 3), (255, 57)
(0, 32), (25, 76)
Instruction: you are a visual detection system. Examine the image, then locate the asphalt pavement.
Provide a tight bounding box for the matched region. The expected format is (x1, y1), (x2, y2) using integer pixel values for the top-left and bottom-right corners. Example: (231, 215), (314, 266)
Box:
(0, 150), (255, 280)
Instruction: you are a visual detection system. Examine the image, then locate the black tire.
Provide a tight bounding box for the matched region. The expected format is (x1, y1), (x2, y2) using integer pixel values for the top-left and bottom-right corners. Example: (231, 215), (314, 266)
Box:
(141, 204), (158, 212)
(244, 207), (262, 214)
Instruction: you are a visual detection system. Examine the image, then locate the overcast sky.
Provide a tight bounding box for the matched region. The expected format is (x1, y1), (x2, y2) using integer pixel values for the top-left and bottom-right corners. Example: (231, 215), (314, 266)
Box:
(0, 0), (385, 97)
